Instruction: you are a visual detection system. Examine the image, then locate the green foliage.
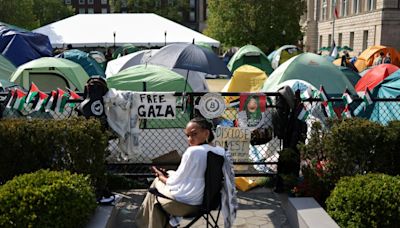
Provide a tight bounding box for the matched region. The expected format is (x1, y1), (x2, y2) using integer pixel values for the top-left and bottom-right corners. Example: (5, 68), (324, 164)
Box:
(297, 118), (400, 206)
(0, 117), (108, 191)
(0, 0), (39, 30)
(324, 118), (385, 177)
(205, 0), (306, 51)
(0, 170), (97, 228)
(110, 0), (188, 23)
(0, 0), (74, 29)
(326, 173), (400, 228)
(32, 0), (74, 27)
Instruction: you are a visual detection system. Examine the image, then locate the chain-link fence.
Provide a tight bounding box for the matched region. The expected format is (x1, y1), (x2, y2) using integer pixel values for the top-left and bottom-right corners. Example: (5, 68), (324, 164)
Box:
(0, 91), (284, 177)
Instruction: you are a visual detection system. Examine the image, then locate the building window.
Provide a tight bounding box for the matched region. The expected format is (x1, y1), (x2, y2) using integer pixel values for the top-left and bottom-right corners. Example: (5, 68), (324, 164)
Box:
(88, 0), (93, 4)
(79, 8), (86, 13)
(319, 35), (323, 49)
(367, 0), (375, 11)
(88, 8), (94, 14)
(321, 0), (327, 20)
(341, 0), (348, 17)
(79, 0), (85, 5)
(328, 34), (332, 47)
(65, 0), (71, 4)
(363, 30), (368, 50)
(353, 0), (360, 14)
(338, 33), (343, 47)
(101, 0), (108, 4)
(168, 0), (174, 6)
(190, 11), (196, 22)
(102, 8), (108, 13)
(330, 0), (335, 18)
(350, 32), (354, 48)
(190, 0), (196, 8)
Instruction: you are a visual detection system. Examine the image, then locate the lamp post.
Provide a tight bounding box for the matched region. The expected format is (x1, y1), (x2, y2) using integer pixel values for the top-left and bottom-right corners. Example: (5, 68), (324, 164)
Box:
(164, 31), (167, 46)
(282, 30), (286, 45)
(113, 31), (116, 49)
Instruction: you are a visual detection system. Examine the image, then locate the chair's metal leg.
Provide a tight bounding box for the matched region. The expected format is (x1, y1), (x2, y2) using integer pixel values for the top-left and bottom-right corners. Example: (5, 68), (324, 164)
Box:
(184, 215), (202, 228)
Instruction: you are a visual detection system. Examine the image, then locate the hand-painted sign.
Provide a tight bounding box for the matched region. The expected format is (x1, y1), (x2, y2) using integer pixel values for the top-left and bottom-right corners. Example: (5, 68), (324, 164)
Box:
(136, 93), (176, 119)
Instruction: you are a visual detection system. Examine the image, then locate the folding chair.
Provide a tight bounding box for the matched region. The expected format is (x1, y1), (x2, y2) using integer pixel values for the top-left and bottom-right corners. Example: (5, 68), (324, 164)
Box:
(150, 151), (225, 228)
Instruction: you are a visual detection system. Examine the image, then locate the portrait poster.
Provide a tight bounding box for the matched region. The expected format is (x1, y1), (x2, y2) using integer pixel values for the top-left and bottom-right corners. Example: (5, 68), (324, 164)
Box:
(237, 93), (266, 129)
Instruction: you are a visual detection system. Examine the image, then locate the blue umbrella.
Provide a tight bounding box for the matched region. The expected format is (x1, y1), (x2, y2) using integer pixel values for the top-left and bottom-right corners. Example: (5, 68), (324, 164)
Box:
(148, 43), (231, 92)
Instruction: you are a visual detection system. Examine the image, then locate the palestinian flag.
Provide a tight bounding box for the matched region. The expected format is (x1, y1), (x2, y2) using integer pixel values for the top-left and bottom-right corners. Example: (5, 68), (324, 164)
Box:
(297, 105), (310, 121)
(12, 89), (27, 111)
(25, 83), (40, 104)
(55, 88), (70, 114)
(319, 86), (329, 102)
(342, 89), (353, 105)
(68, 89), (82, 108)
(33, 91), (49, 112)
(322, 101), (336, 118)
(300, 87), (315, 100)
(363, 88), (373, 106)
(5, 89), (16, 109)
(45, 90), (57, 112)
(341, 105), (352, 118)
(266, 96), (273, 106)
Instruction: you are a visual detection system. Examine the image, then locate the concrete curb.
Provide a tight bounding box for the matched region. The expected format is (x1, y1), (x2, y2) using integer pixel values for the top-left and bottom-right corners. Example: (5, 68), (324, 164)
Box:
(279, 195), (339, 228)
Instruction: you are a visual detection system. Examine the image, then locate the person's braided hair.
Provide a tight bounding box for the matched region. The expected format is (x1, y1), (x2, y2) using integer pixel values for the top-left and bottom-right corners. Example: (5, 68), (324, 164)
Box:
(189, 117), (215, 142)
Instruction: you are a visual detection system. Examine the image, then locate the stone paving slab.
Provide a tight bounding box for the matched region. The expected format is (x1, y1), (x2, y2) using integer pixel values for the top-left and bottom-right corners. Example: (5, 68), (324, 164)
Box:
(108, 187), (291, 228)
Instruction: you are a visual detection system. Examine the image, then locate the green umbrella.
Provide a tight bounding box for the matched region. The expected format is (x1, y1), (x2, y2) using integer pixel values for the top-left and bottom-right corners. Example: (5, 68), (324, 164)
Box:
(342, 46), (354, 51)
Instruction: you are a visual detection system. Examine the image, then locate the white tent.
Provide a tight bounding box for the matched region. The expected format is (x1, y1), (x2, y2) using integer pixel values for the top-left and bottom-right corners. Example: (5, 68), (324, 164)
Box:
(33, 13), (220, 48)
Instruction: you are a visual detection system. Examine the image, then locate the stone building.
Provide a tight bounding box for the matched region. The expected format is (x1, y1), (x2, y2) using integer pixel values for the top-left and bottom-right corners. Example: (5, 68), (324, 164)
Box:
(303, 0), (400, 55)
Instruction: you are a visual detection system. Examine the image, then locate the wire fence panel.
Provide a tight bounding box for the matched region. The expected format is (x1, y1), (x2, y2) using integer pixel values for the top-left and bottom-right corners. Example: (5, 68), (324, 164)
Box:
(0, 92), (285, 177)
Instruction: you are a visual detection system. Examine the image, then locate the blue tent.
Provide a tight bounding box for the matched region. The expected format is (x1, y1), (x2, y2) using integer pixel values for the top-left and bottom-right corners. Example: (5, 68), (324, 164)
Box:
(0, 23), (52, 67)
(57, 49), (105, 77)
(355, 70), (400, 125)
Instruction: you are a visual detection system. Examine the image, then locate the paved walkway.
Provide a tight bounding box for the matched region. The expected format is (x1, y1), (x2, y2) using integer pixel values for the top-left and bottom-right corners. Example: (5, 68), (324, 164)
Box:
(108, 187), (291, 228)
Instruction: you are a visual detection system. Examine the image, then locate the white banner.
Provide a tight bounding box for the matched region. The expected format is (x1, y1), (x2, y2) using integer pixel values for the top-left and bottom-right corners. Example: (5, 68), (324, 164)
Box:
(136, 92), (176, 119)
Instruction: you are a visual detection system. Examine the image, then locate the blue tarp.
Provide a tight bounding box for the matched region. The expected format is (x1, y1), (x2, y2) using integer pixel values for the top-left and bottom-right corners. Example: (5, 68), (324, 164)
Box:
(0, 23), (52, 67)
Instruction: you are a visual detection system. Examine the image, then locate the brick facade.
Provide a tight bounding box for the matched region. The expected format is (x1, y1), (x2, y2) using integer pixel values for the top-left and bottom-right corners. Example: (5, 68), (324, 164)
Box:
(304, 0), (400, 55)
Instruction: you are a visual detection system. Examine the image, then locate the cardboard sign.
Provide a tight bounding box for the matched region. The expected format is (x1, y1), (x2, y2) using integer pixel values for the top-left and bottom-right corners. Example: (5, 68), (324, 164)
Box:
(136, 93), (176, 119)
(215, 126), (251, 170)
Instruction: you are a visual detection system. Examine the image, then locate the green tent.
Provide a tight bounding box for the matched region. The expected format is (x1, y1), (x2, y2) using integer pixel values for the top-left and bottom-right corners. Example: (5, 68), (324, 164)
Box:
(338, 66), (361, 87)
(227, 45), (273, 75)
(355, 70), (400, 125)
(10, 57), (89, 92)
(108, 64), (193, 128)
(112, 44), (140, 59)
(0, 54), (16, 80)
(107, 64), (193, 92)
(262, 53), (356, 96)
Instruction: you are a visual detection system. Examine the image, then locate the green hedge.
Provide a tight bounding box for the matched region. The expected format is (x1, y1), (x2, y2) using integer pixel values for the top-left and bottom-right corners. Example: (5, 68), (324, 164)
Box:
(0, 117), (108, 191)
(298, 119), (400, 206)
(0, 170), (97, 228)
(326, 173), (400, 228)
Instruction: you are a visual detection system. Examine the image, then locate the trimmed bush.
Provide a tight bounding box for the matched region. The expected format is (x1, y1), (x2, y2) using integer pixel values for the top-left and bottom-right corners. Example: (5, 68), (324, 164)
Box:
(0, 117), (108, 191)
(326, 173), (400, 228)
(0, 169), (97, 228)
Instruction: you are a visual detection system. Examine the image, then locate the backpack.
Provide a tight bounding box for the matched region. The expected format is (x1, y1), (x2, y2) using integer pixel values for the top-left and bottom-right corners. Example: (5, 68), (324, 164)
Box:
(77, 76), (108, 118)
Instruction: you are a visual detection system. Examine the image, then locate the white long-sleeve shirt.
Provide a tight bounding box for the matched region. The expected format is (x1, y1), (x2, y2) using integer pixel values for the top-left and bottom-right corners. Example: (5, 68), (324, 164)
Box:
(166, 144), (225, 205)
